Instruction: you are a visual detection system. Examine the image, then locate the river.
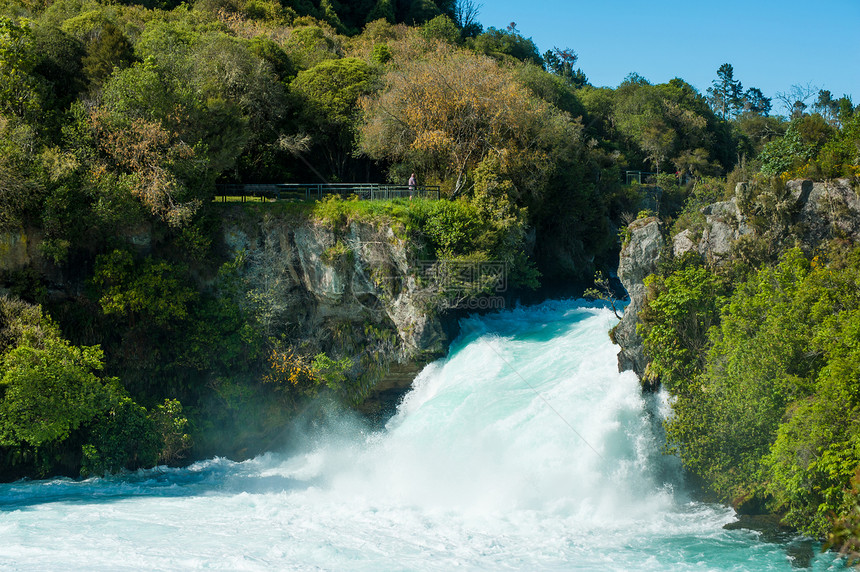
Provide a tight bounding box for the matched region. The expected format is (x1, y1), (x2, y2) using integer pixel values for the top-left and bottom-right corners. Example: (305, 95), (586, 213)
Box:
(0, 300), (844, 570)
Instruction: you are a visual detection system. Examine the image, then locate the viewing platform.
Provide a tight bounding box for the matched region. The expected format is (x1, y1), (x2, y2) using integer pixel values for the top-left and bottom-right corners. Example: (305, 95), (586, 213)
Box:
(215, 183), (441, 202)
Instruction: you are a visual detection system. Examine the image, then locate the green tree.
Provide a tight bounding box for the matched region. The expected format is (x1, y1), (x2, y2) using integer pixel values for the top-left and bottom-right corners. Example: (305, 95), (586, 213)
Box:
(366, 0), (396, 24)
(81, 390), (160, 475)
(290, 56), (373, 178)
(469, 23), (542, 66)
(0, 17), (43, 120)
(835, 95), (855, 128)
(707, 63), (743, 119)
(421, 14), (460, 44)
(742, 87), (771, 116)
(359, 45), (579, 197)
(291, 57), (373, 127)
(81, 21), (135, 88)
(0, 334), (107, 449)
(512, 62), (585, 118)
(30, 24), (85, 114)
(283, 25), (341, 70)
(249, 36), (295, 81)
(732, 113), (786, 159)
(320, 0), (347, 32)
(612, 76), (719, 177)
(816, 113), (860, 178)
(665, 250), (820, 506)
(0, 297), (183, 478)
(812, 89), (838, 125)
(758, 121), (816, 176)
(0, 295), (57, 356)
(93, 250), (198, 328)
(639, 265), (727, 391)
(0, 119), (45, 230)
(149, 398), (193, 465)
(401, 0), (442, 24)
(189, 32), (285, 179)
(543, 47), (587, 88)
(763, 249), (860, 534)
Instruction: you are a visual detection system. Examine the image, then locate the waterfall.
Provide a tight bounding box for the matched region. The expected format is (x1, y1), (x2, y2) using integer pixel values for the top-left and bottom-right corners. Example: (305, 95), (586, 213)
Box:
(0, 300), (837, 570)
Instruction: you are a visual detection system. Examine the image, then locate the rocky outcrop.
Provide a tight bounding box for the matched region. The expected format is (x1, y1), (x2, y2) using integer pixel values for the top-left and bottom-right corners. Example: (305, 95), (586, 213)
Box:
(674, 179), (860, 260)
(221, 209), (449, 391)
(673, 198), (753, 260)
(615, 217), (663, 379)
(0, 206), (452, 398)
(0, 230), (43, 273)
(789, 178), (860, 244)
(617, 178), (860, 380)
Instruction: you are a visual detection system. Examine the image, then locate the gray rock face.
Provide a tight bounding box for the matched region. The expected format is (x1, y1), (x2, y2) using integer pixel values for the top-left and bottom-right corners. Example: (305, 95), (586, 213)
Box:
(700, 199), (752, 256)
(221, 211), (447, 369)
(789, 178), (860, 244)
(615, 217), (663, 378)
(673, 196), (752, 260)
(672, 179), (860, 261)
(616, 178), (860, 380)
(0, 230), (42, 273)
(672, 228), (696, 258)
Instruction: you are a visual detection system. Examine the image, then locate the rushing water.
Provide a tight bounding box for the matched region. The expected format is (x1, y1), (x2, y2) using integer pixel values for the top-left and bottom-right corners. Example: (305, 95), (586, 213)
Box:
(0, 300), (845, 571)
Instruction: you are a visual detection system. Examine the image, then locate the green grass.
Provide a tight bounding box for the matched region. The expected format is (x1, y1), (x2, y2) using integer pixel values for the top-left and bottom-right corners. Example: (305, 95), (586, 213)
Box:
(210, 196), (441, 239)
(310, 196), (441, 237)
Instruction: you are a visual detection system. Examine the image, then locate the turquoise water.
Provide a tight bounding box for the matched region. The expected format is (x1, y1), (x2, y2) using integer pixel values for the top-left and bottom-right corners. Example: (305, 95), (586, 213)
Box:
(0, 301), (845, 570)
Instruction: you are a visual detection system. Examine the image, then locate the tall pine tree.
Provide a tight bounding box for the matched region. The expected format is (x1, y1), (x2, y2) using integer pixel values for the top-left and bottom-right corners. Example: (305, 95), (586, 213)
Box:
(707, 63), (743, 119)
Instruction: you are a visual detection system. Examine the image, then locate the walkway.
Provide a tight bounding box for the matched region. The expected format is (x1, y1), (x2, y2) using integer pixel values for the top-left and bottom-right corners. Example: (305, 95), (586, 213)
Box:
(215, 183), (441, 202)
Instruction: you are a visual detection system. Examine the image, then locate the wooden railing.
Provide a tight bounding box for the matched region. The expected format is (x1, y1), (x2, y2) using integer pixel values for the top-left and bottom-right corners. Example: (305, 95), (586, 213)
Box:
(215, 183), (441, 202)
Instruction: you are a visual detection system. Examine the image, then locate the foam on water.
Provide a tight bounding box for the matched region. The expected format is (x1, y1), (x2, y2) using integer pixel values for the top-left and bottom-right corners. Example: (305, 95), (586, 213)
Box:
(0, 300), (844, 571)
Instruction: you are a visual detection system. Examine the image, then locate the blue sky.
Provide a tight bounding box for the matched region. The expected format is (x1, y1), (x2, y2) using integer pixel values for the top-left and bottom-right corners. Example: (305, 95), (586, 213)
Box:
(477, 0), (859, 115)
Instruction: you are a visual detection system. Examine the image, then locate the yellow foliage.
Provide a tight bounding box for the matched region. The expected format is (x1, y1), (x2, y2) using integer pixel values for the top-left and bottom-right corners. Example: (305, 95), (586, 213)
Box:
(783, 162), (816, 181)
(88, 108), (199, 227)
(358, 43), (581, 196)
(263, 348), (316, 388)
(411, 129), (452, 153)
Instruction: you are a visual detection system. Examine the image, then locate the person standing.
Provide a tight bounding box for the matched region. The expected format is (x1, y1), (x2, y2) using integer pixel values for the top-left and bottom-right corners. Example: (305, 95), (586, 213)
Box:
(408, 173), (416, 199)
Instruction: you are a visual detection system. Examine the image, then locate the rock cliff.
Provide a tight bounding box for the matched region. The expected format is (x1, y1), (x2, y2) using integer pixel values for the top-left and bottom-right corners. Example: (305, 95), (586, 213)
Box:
(787, 178), (860, 244)
(614, 217), (663, 379)
(221, 207), (450, 395)
(0, 230), (41, 273)
(1, 206), (453, 403)
(615, 178), (860, 380)
(673, 179), (860, 261)
(672, 197), (752, 261)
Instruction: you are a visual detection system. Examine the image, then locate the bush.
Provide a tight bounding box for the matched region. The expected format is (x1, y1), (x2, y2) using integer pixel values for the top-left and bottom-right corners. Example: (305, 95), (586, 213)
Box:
(420, 15), (460, 44)
(0, 335), (109, 450)
(659, 246), (860, 535)
(81, 390), (160, 476)
(93, 250), (198, 327)
(638, 265), (727, 391)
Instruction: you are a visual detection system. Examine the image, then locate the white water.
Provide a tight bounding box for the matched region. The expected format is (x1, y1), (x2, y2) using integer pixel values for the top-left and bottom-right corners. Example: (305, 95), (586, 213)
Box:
(0, 301), (843, 570)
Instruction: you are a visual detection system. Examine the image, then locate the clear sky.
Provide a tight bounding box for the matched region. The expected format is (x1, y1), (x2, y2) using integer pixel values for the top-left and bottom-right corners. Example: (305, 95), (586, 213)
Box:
(477, 0), (859, 115)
